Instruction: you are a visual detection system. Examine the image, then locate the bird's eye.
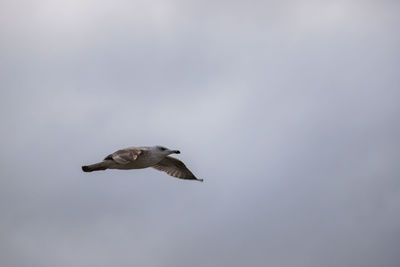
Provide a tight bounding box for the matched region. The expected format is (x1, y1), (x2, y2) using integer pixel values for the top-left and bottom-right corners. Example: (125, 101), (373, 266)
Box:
(159, 147), (166, 151)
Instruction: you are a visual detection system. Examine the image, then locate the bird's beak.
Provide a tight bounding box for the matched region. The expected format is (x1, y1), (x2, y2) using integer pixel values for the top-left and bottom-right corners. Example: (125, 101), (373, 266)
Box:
(173, 150), (181, 154)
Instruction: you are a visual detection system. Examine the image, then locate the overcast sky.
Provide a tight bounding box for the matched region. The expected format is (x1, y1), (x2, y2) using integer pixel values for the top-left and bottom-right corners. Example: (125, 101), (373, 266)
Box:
(1, 0), (399, 266)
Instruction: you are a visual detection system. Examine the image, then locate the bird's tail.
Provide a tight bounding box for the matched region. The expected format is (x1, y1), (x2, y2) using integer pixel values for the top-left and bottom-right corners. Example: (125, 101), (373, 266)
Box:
(82, 162), (108, 172)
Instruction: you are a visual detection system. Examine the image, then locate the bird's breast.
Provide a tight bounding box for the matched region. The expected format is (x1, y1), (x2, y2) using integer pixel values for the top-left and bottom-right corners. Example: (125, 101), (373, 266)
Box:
(110, 154), (163, 170)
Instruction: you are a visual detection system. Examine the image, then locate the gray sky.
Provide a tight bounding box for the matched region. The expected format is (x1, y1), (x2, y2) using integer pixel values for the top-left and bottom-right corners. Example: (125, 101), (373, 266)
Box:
(1, 0), (399, 266)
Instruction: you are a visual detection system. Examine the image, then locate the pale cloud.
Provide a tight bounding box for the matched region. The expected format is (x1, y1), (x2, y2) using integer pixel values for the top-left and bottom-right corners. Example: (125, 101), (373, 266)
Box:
(1, 1), (399, 266)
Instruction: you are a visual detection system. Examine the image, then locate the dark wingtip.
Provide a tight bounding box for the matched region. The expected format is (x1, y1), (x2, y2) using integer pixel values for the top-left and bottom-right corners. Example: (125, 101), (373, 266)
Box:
(82, 166), (91, 172)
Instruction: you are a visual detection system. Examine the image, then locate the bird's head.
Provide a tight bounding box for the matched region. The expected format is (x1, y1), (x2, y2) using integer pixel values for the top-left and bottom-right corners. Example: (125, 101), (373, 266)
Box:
(155, 145), (180, 156)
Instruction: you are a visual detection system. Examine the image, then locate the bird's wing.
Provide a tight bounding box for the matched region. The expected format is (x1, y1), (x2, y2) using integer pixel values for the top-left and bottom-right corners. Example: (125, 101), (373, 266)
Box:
(104, 147), (142, 164)
(152, 156), (203, 182)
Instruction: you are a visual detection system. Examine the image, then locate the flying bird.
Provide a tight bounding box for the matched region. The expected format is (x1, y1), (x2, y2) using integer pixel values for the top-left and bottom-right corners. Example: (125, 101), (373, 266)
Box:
(82, 145), (203, 182)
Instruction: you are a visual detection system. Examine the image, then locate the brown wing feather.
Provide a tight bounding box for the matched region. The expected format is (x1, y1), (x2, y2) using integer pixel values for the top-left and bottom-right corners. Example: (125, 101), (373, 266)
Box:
(104, 147), (142, 164)
(152, 156), (202, 181)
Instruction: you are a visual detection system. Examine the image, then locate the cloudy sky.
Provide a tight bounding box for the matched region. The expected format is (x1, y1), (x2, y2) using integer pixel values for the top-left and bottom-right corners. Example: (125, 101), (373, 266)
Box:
(1, 0), (399, 266)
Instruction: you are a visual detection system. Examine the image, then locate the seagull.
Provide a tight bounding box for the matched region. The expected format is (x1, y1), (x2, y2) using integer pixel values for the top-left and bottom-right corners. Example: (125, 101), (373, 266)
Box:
(82, 145), (203, 182)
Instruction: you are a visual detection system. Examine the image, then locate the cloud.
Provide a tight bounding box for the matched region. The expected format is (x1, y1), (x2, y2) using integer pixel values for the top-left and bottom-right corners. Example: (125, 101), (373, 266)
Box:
(1, 0), (399, 266)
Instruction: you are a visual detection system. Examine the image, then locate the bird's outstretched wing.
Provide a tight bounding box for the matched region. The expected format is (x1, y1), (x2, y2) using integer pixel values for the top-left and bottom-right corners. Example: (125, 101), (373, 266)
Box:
(104, 147), (142, 164)
(152, 156), (203, 182)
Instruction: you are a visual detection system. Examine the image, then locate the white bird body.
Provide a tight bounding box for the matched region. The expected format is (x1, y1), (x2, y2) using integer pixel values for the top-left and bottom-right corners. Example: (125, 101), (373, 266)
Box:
(82, 145), (203, 182)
